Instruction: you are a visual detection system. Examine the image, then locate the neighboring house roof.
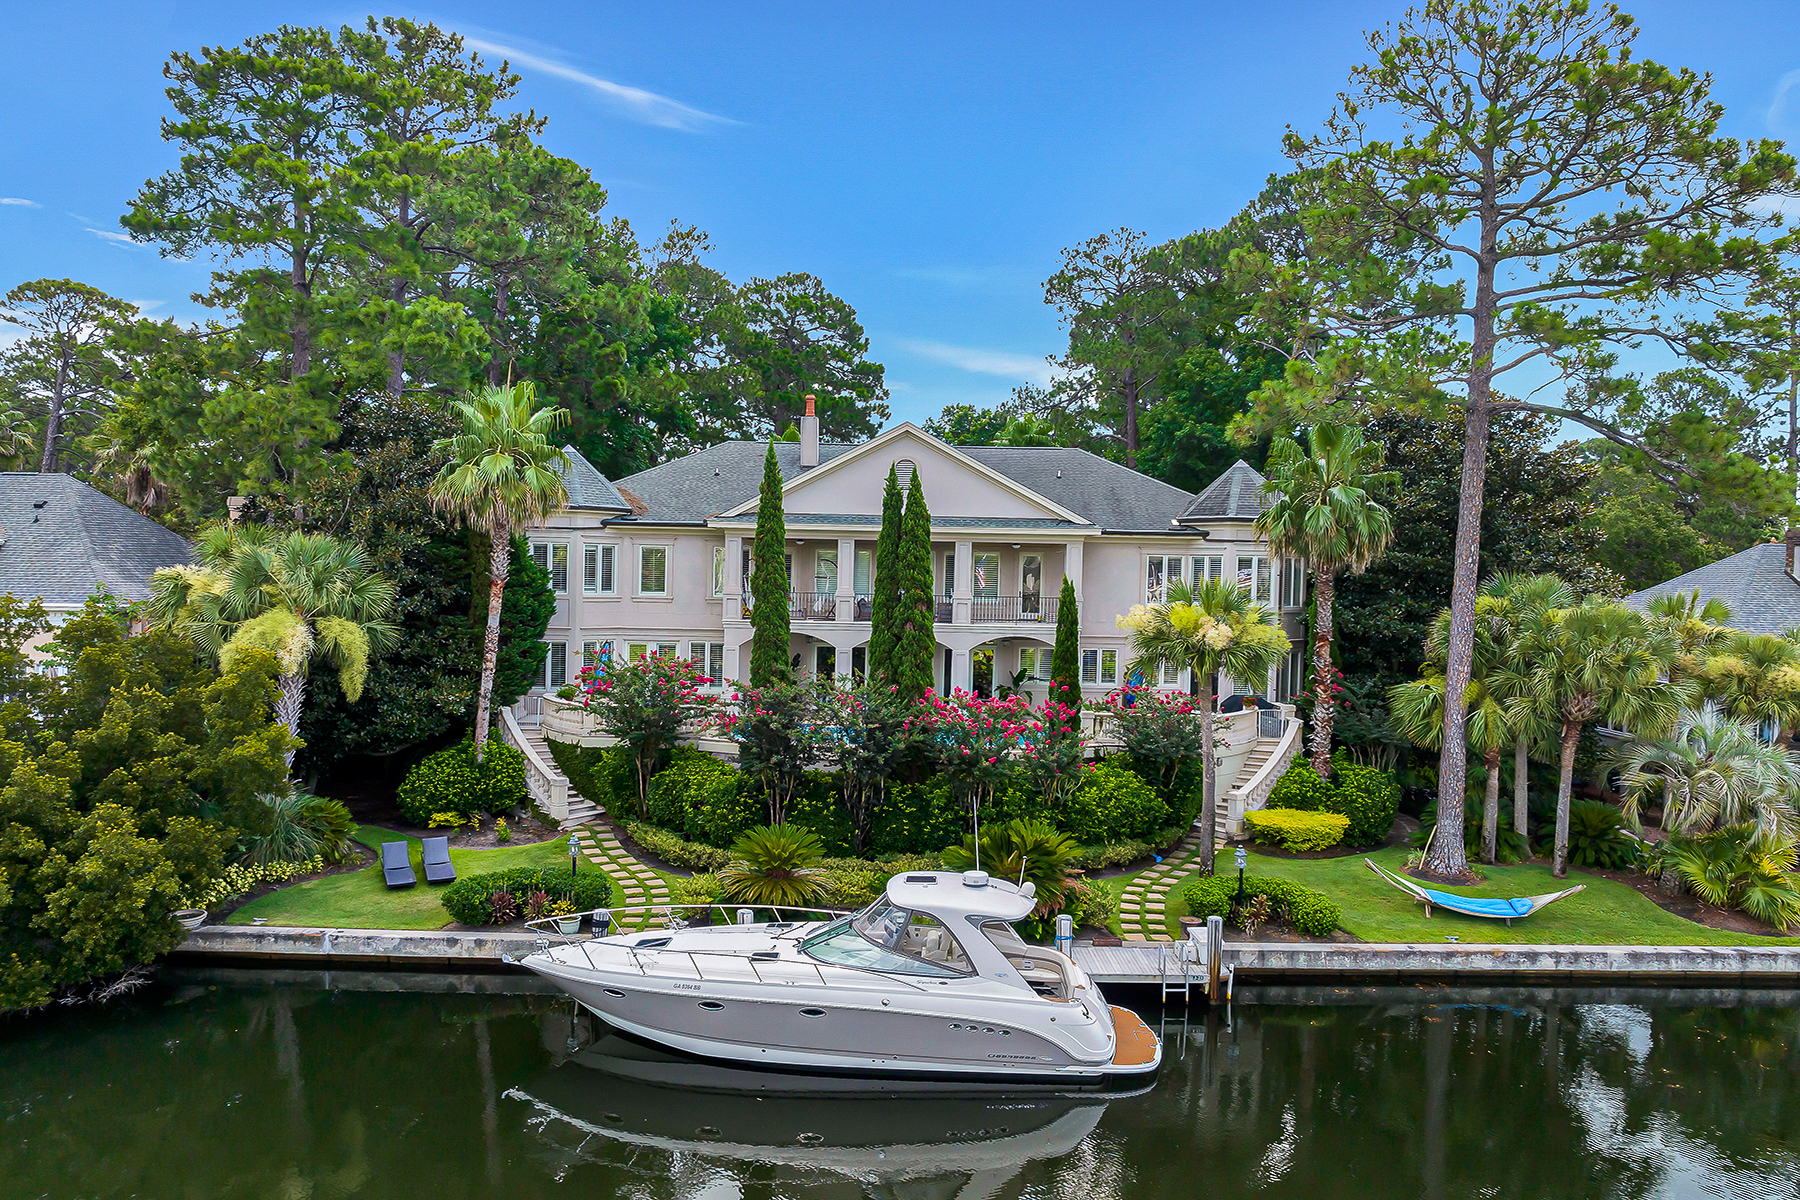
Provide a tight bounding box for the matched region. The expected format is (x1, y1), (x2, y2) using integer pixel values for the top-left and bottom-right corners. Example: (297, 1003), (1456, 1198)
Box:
(0, 473), (194, 608)
(1626, 542), (1800, 636)
(1178, 460), (1269, 522)
(557, 446), (631, 512)
(612, 439), (1204, 530)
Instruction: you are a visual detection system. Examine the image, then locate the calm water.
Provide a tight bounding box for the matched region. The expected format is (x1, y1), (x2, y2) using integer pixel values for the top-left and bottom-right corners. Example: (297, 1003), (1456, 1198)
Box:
(3, 972), (1797, 1200)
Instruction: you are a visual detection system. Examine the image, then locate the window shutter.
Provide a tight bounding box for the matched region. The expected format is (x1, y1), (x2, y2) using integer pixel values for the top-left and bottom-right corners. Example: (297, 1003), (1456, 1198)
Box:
(583, 546), (598, 593)
(599, 545), (616, 593)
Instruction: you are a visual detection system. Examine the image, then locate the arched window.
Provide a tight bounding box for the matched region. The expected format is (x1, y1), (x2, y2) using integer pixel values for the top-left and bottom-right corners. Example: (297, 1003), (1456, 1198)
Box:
(895, 459), (916, 489)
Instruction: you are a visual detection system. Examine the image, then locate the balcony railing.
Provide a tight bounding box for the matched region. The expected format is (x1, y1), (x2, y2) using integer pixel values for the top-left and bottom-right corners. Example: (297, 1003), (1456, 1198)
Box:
(794, 590), (838, 621)
(971, 595), (1057, 623)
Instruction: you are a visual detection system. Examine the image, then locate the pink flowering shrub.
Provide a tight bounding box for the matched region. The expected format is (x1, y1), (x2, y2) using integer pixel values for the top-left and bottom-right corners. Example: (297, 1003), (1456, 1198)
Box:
(918, 690), (1088, 826)
(578, 652), (715, 818)
(1102, 685), (1208, 798)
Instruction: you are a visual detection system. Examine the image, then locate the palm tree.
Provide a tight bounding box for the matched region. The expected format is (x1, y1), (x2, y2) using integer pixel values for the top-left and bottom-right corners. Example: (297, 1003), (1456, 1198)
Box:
(0, 405), (34, 470)
(428, 381), (569, 760)
(1511, 601), (1688, 877)
(1389, 607), (1513, 864)
(1119, 577), (1291, 875)
(1255, 422), (1398, 779)
(1479, 573), (1574, 844)
(1615, 708), (1800, 843)
(1698, 631), (1800, 741)
(149, 525), (398, 767)
(1644, 589), (1735, 686)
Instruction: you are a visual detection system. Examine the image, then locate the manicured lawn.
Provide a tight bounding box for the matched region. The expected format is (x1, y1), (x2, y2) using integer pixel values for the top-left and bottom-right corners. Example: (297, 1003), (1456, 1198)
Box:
(226, 827), (585, 930)
(1159, 845), (1800, 946)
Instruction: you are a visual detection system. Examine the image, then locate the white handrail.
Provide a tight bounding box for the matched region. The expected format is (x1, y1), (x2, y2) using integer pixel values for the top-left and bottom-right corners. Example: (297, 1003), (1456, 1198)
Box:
(500, 704), (568, 820)
(1228, 713), (1303, 805)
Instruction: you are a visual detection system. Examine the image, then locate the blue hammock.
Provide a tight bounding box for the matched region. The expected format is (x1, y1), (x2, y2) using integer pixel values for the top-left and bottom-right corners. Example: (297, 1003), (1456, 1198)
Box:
(1365, 859), (1584, 926)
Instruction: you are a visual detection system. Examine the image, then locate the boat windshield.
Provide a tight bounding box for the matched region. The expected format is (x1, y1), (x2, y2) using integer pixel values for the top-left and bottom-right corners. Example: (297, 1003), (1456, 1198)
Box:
(798, 902), (973, 977)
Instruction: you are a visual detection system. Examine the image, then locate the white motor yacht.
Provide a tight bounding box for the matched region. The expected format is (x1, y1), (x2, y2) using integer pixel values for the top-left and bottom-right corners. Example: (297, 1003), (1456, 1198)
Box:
(518, 869), (1161, 1083)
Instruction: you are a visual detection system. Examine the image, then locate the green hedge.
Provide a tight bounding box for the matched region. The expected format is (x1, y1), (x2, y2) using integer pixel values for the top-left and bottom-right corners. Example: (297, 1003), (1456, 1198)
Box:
(1267, 760), (1332, 812)
(621, 820), (733, 871)
(1181, 873), (1340, 937)
(1058, 762), (1170, 844)
(1070, 825), (1186, 870)
(1263, 756), (1399, 850)
(1243, 809), (1349, 852)
(547, 742), (635, 814)
(397, 736), (527, 826)
(441, 864), (614, 926)
(1327, 755), (1401, 848)
(1113, 754), (1204, 827)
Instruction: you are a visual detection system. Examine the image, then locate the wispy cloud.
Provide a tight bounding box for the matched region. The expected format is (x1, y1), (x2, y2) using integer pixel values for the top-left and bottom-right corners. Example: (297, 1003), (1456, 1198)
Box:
(86, 228), (137, 247)
(894, 338), (1056, 386)
(0, 197), (39, 208)
(1770, 67), (1800, 132)
(463, 36), (733, 132)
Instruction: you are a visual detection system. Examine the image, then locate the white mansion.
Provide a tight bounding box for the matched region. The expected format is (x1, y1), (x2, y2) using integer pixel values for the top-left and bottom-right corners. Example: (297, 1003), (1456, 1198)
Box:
(518, 410), (1308, 706)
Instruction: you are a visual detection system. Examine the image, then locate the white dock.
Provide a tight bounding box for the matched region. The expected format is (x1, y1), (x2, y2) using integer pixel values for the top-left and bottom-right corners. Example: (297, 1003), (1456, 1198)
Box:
(1073, 943), (1196, 984)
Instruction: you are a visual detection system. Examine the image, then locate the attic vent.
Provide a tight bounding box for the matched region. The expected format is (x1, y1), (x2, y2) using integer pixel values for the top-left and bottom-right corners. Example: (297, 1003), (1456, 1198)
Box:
(895, 459), (916, 489)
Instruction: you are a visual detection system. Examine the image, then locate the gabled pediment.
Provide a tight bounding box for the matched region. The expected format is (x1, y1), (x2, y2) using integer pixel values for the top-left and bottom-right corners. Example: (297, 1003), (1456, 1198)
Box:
(717, 425), (1090, 525)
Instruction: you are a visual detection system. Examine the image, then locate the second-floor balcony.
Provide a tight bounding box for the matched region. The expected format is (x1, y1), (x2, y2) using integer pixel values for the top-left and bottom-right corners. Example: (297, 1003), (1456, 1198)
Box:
(735, 592), (1058, 626)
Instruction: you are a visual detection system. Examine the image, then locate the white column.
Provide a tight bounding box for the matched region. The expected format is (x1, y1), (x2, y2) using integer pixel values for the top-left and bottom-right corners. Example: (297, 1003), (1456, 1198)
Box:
(1063, 540), (1084, 603)
(723, 639), (742, 686)
(950, 647), (974, 694)
(835, 536), (855, 622)
(724, 534), (744, 622)
(952, 538), (973, 625)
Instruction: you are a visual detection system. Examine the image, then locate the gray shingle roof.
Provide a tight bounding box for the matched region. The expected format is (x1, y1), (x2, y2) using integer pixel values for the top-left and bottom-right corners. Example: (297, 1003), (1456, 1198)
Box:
(1178, 460), (1268, 521)
(557, 446), (629, 511)
(612, 439), (1201, 530)
(1626, 542), (1800, 636)
(0, 473), (193, 607)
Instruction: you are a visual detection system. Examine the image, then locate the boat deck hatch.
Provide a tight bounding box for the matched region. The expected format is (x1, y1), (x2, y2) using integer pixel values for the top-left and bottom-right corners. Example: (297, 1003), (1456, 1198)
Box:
(635, 937), (672, 949)
(751, 950), (780, 961)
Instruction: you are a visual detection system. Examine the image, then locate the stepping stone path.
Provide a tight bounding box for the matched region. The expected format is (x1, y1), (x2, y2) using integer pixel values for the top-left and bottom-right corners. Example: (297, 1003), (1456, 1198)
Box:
(574, 822), (672, 930)
(1116, 828), (1210, 943)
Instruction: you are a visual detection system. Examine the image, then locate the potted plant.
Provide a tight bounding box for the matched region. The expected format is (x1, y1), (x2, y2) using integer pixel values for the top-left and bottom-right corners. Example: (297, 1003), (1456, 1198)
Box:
(548, 898), (581, 934)
(173, 908), (208, 931)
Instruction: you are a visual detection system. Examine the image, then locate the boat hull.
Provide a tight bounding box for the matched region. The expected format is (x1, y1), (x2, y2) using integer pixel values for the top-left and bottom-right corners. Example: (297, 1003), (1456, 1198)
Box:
(525, 957), (1160, 1084)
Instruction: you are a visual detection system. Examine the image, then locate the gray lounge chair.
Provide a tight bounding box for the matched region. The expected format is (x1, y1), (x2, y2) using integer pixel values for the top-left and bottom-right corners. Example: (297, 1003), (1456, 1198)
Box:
(421, 836), (456, 885)
(381, 841), (417, 889)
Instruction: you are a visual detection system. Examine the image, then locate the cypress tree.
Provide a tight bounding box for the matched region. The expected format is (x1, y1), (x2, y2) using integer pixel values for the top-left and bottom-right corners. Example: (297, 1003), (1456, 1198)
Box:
(749, 443), (791, 687)
(1050, 575), (1081, 709)
(892, 472), (938, 701)
(866, 464), (904, 683)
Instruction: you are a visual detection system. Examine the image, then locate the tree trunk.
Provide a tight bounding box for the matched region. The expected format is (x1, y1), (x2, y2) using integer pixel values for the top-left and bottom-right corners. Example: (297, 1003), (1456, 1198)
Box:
(290, 210), (312, 378)
(1198, 679), (1218, 876)
(1427, 195), (1501, 879)
(1309, 568), (1336, 780)
(1553, 720), (1580, 878)
(1482, 744), (1502, 864)
(486, 278), (511, 387)
(39, 345), (70, 473)
(1513, 733), (1530, 849)
(275, 670), (306, 771)
(1121, 363), (1139, 470)
(473, 519), (511, 762)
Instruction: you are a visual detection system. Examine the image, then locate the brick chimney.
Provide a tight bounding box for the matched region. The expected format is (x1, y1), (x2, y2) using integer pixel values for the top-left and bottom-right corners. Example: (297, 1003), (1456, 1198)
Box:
(1786, 528), (1800, 579)
(799, 393), (820, 468)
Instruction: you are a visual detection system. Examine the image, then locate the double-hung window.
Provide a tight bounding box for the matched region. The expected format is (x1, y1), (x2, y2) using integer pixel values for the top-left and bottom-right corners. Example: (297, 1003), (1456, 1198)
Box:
(690, 641), (726, 684)
(583, 545), (618, 595)
(1018, 646), (1047, 682)
(638, 546), (669, 596)
(628, 641), (679, 661)
(972, 552), (999, 599)
(1160, 659), (1182, 687)
(540, 641), (568, 689)
(1193, 555), (1223, 585)
(532, 543), (569, 595)
(1146, 555), (1166, 601)
(1236, 555), (1271, 604)
(581, 640), (612, 671)
(1282, 557), (1304, 609)
(1080, 648), (1119, 686)
(942, 552), (955, 598)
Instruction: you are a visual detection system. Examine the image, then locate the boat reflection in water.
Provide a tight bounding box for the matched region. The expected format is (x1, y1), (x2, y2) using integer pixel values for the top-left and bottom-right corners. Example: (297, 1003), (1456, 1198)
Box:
(505, 1012), (1145, 1198)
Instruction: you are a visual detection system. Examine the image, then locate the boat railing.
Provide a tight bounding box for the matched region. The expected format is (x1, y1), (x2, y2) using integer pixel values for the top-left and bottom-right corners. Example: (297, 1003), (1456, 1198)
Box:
(522, 904), (949, 992)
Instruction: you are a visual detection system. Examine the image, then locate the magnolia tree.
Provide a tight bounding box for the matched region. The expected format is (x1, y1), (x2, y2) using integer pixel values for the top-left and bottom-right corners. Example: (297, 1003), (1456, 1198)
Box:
(715, 681), (836, 825)
(578, 653), (714, 818)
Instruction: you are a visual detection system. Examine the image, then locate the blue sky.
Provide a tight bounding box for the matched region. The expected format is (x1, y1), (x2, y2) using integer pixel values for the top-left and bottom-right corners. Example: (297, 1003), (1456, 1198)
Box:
(5, 1), (1800, 426)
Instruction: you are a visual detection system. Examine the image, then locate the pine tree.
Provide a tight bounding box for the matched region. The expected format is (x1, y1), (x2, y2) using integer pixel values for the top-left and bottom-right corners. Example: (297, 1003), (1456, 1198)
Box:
(892, 472), (938, 700)
(749, 443), (791, 687)
(866, 464), (904, 684)
(1051, 575), (1081, 709)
